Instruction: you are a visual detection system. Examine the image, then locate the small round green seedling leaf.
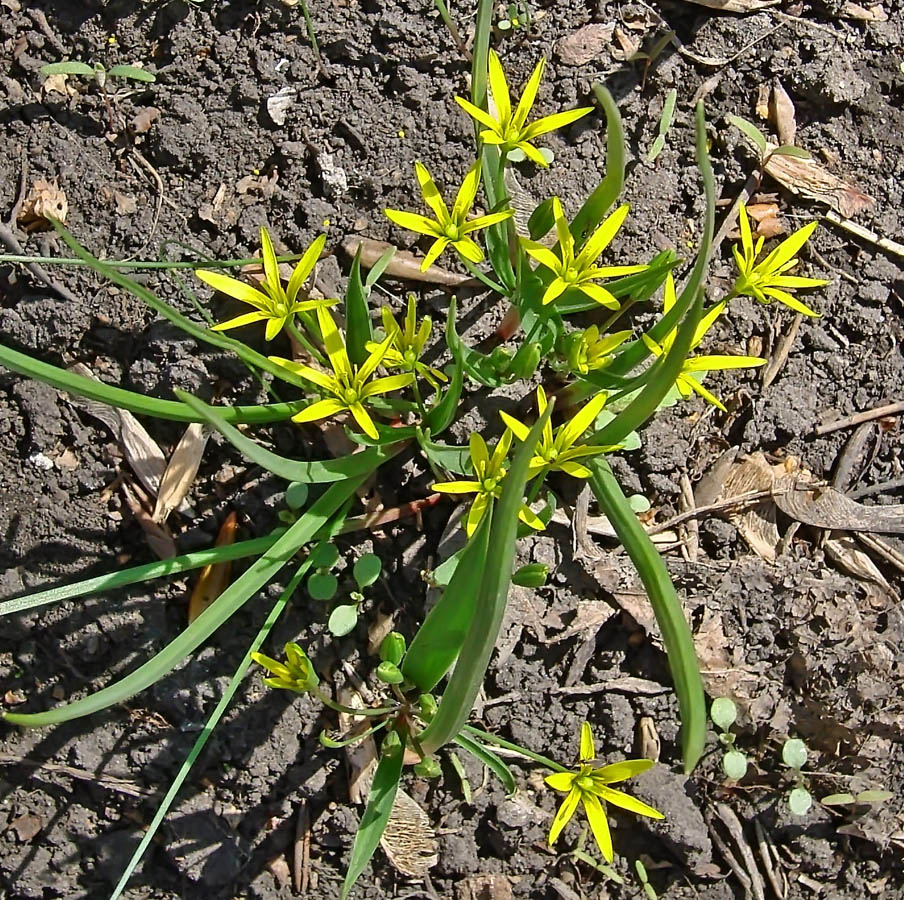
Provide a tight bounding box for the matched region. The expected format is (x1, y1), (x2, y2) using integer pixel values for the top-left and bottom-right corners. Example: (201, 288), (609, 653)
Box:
(628, 493), (651, 513)
(309, 542), (339, 570)
(376, 661), (404, 684)
(821, 793), (856, 807)
(328, 603), (359, 636)
(538, 147), (555, 166)
(379, 632), (406, 666)
(506, 147), (526, 162)
(710, 697), (737, 732)
(789, 787), (812, 816)
(856, 790), (894, 805)
(414, 756), (442, 778)
(308, 572), (338, 601)
(497, 18), (512, 30)
(782, 738), (808, 771)
(286, 481), (309, 511)
(722, 750), (748, 781)
(353, 553), (382, 589)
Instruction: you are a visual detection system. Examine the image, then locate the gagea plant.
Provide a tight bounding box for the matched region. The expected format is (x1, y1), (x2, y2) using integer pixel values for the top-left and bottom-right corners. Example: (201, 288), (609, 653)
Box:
(1, 6), (831, 896)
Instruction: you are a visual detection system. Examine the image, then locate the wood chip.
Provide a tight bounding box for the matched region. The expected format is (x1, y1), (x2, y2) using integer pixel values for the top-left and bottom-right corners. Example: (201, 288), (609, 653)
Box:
(763, 143), (876, 218)
(716, 453), (783, 561)
(152, 423), (209, 523)
(8, 814), (42, 842)
(770, 81), (796, 146)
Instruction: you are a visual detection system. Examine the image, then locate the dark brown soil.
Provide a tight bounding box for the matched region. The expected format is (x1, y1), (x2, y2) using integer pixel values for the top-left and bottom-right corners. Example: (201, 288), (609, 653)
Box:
(2, 1), (904, 898)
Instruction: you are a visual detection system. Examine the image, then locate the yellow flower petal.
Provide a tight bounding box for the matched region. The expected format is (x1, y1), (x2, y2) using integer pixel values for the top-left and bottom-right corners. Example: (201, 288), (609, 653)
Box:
(551, 197), (574, 264)
(542, 277), (568, 305)
(523, 240), (563, 273)
(548, 787), (581, 847)
(210, 311), (269, 331)
(265, 315), (287, 341)
(499, 410), (530, 441)
(348, 402), (379, 440)
(558, 392), (608, 449)
(521, 106), (593, 141)
(582, 793), (614, 863)
(545, 771), (577, 792)
(195, 268), (271, 309)
(737, 203), (755, 264)
(595, 759), (656, 783)
(286, 233), (326, 303)
(415, 162), (451, 227)
(357, 333), (394, 384)
(574, 203), (630, 269)
(259, 226), (282, 301)
(291, 397), (346, 423)
(761, 287), (821, 317)
(452, 235), (485, 264)
(462, 209), (514, 234)
(317, 305), (352, 381)
(684, 354), (766, 373)
(454, 95), (502, 133)
(469, 432), (490, 474)
(679, 373), (725, 411)
(558, 460), (592, 478)
(512, 55), (546, 130)
(515, 139), (551, 167)
(452, 160), (481, 224)
(466, 492), (491, 536)
(691, 301), (727, 350)
(578, 281), (619, 309)
(594, 784), (665, 820)
(433, 480), (482, 494)
(385, 208), (443, 239)
(361, 373), (415, 398)
(518, 503), (545, 531)
(421, 237), (449, 272)
(759, 220), (819, 275)
(487, 49), (512, 126)
(580, 721), (596, 761)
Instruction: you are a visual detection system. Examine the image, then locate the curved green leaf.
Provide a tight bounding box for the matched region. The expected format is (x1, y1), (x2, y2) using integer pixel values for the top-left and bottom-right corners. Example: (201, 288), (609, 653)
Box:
(40, 61), (94, 76)
(587, 459), (705, 773)
(3, 477), (364, 727)
(453, 732), (516, 795)
(0, 341), (307, 424)
(345, 246), (373, 367)
(341, 730), (406, 900)
(176, 390), (400, 483)
(417, 430), (471, 475)
(107, 64), (156, 82)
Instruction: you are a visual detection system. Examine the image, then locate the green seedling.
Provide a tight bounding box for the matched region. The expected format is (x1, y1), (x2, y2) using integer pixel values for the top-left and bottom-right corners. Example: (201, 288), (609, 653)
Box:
(327, 552), (382, 637)
(40, 60), (155, 132)
(727, 114), (813, 169)
(497, 1), (531, 32)
(822, 790), (894, 809)
(647, 89), (677, 163)
(782, 738), (812, 815)
(635, 859), (659, 900)
(711, 697), (748, 780)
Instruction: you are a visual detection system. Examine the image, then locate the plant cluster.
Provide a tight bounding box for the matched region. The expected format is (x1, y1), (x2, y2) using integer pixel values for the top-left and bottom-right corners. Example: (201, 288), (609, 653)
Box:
(2, 8), (831, 897)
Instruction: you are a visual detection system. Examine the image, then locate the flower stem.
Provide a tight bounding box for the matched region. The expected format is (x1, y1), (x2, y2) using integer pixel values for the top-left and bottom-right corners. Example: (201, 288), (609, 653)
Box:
(460, 258), (508, 295)
(461, 724), (570, 773)
(286, 318), (328, 367)
(313, 687), (399, 718)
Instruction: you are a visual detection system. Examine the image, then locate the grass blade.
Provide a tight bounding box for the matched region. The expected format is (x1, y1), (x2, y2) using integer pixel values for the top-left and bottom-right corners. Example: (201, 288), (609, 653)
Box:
(0, 341), (307, 424)
(0, 534), (278, 618)
(108, 556), (313, 900)
(3, 477), (364, 727)
(570, 85), (626, 246)
(453, 732), (516, 795)
(345, 246), (373, 366)
(176, 390), (400, 483)
(341, 731), (406, 900)
(588, 459), (705, 772)
(418, 400), (553, 755)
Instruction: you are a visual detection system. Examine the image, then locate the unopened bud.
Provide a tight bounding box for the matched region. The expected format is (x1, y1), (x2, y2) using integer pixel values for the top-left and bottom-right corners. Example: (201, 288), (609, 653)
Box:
(379, 632), (406, 666)
(414, 756), (442, 778)
(376, 661), (404, 684)
(512, 562), (549, 588)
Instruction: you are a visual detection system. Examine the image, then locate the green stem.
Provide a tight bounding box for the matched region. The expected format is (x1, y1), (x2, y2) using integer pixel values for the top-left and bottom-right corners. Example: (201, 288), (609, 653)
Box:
(599, 297), (637, 333)
(287, 317), (328, 366)
(314, 688), (400, 718)
(461, 258), (507, 295)
(461, 724), (569, 773)
(0, 253), (305, 270)
(297, 0), (321, 66)
(411, 376), (428, 419)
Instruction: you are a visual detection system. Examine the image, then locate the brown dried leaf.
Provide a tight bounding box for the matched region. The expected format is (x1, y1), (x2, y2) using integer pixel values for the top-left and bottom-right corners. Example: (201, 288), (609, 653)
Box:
(717, 453), (782, 561)
(152, 423), (209, 523)
(680, 0), (778, 9)
(121, 480), (176, 559)
(770, 81), (796, 146)
(341, 235), (471, 287)
(824, 533), (895, 600)
(236, 168), (278, 201)
(367, 609), (396, 657)
(118, 409), (168, 498)
(380, 787), (439, 877)
(612, 27), (641, 59)
(131, 107), (161, 134)
(113, 191), (138, 215)
(42, 73), (76, 97)
(340, 691), (378, 805)
(764, 144), (876, 217)
(755, 84), (771, 121)
(17, 179), (68, 231)
(9, 814), (42, 842)
(188, 513), (237, 623)
(556, 23), (615, 66)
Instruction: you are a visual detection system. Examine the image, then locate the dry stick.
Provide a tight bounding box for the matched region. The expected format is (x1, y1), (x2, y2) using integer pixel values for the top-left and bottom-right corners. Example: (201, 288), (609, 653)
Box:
(293, 799), (311, 894)
(822, 209), (904, 261)
(0, 752), (156, 798)
(645, 488), (783, 536)
(857, 532), (904, 576)
(128, 148), (165, 258)
(814, 400), (904, 435)
(716, 803), (767, 900)
(753, 818), (787, 900)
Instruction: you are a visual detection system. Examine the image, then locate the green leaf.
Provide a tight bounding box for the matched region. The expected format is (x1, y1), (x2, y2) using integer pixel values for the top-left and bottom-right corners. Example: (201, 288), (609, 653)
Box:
(710, 697), (737, 731)
(345, 246), (373, 367)
(770, 144), (812, 160)
(820, 793), (856, 806)
(308, 572), (338, 601)
(646, 135), (666, 163)
(722, 750), (748, 781)
(364, 247), (397, 288)
(319, 722), (387, 749)
(40, 61), (95, 76)
(309, 542), (339, 570)
(447, 750), (473, 803)
(107, 557), (313, 900)
(353, 553), (382, 589)
(528, 197), (555, 242)
(587, 459), (705, 773)
(728, 114), (768, 158)
(418, 431), (472, 475)
(0, 341), (308, 424)
(328, 603), (359, 636)
(782, 738), (808, 770)
(0, 534), (278, 619)
(3, 477), (365, 727)
(402, 510), (491, 692)
(445, 301), (505, 388)
(454, 731), (516, 795)
(107, 64), (156, 82)
(855, 790), (894, 805)
(788, 787), (813, 816)
(570, 84), (626, 246)
(286, 482), (309, 511)
(341, 728), (406, 899)
(418, 400), (552, 755)
(176, 390), (400, 483)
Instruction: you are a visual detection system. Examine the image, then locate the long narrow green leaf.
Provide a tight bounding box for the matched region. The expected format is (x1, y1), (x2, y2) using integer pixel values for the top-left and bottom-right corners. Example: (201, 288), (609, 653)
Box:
(345, 247), (373, 366)
(418, 401), (552, 755)
(569, 85), (626, 246)
(401, 509), (491, 692)
(0, 342), (306, 424)
(588, 459), (705, 772)
(341, 731), (406, 900)
(607, 102), (715, 378)
(422, 299), (464, 435)
(416, 432), (471, 476)
(176, 390), (399, 483)
(453, 732), (516, 795)
(3, 477), (365, 728)
(108, 557), (313, 900)
(51, 220), (310, 390)
(0, 534), (278, 619)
